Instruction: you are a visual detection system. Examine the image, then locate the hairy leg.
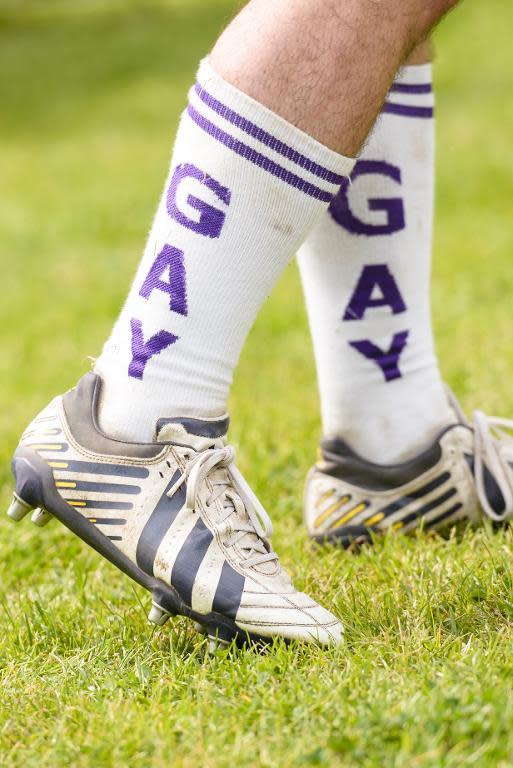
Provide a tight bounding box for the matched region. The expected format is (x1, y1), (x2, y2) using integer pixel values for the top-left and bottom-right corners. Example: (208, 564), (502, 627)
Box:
(212, 0), (456, 155)
(406, 38), (432, 65)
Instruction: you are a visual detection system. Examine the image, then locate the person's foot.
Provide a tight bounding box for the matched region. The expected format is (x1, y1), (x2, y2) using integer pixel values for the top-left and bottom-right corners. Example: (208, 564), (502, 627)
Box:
(304, 393), (513, 547)
(9, 373), (342, 647)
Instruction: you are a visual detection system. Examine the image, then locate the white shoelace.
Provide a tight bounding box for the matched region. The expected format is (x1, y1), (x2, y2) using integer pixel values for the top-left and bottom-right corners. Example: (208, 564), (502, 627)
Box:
(166, 446), (278, 568)
(473, 410), (513, 522)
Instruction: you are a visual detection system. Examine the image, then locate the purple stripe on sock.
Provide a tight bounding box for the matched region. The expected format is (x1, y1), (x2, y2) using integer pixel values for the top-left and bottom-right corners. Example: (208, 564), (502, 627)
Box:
(187, 103), (335, 202)
(390, 82), (433, 94)
(382, 102), (434, 119)
(194, 83), (345, 186)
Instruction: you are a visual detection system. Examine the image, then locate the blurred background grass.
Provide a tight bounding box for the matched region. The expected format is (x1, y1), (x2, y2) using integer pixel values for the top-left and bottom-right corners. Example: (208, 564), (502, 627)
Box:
(1, 2), (513, 766)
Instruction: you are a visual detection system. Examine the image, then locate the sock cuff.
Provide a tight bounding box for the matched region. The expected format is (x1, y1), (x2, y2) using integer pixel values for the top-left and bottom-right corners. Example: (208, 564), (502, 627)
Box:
(382, 63), (434, 121)
(188, 58), (354, 199)
(395, 63), (433, 85)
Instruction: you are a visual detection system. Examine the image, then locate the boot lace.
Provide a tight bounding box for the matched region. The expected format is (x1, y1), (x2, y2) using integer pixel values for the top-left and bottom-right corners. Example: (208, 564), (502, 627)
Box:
(445, 387), (513, 523)
(473, 410), (513, 522)
(166, 446), (278, 568)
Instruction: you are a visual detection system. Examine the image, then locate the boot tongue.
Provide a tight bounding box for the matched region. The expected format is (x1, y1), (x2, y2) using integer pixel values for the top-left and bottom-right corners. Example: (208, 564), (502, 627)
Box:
(155, 415), (230, 450)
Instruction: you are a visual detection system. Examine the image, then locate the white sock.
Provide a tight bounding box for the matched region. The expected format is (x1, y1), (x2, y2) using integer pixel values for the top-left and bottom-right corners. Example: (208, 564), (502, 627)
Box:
(298, 64), (454, 464)
(95, 59), (354, 442)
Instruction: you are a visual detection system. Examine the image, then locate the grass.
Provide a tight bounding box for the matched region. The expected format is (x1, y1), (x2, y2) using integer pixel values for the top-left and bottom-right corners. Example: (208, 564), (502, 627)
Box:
(1, 1), (513, 766)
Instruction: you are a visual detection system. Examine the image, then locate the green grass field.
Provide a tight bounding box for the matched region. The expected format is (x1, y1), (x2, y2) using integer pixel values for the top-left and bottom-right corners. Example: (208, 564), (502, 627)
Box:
(2, 2), (513, 766)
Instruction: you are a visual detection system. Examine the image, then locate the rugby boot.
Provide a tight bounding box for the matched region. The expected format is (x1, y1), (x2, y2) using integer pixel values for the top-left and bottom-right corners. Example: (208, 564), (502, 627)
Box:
(9, 372), (342, 646)
(305, 394), (513, 547)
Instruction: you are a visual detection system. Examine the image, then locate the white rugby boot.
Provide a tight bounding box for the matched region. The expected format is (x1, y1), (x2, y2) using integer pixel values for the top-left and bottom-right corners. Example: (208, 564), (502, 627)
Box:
(9, 373), (342, 647)
(305, 394), (513, 547)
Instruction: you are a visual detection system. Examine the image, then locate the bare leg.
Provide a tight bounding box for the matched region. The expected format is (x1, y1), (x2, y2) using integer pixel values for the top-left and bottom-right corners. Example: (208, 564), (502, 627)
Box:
(212, 0), (457, 155)
(406, 38), (433, 65)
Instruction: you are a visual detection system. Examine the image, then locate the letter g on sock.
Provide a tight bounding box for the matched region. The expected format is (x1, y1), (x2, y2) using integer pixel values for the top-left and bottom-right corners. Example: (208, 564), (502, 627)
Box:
(167, 163), (231, 239)
(329, 160), (405, 237)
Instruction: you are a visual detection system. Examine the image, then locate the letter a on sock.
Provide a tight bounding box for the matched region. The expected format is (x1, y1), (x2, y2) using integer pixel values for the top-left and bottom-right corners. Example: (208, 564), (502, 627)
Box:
(343, 264), (406, 321)
(139, 244), (188, 316)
